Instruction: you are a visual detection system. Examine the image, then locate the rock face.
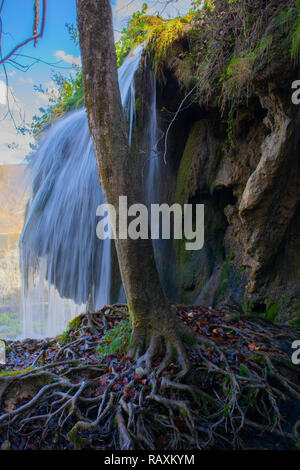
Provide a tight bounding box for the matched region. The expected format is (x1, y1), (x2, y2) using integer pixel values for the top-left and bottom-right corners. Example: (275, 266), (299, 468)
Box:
(156, 63), (300, 323)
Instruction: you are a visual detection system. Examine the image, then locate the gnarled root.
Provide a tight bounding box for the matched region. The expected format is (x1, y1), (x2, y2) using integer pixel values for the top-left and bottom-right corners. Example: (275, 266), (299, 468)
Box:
(128, 310), (192, 381)
(0, 304), (299, 450)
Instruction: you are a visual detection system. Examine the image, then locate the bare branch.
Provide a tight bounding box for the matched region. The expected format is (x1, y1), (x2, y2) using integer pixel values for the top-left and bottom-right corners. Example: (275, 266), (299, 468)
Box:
(0, 0), (47, 66)
(33, 0), (40, 47)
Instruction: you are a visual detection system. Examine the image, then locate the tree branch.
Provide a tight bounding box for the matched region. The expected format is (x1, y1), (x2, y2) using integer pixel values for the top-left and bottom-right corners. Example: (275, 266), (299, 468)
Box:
(0, 0), (47, 66)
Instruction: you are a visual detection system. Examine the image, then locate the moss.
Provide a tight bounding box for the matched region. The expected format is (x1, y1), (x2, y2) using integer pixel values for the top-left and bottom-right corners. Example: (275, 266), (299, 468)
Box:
(68, 426), (84, 450)
(252, 354), (267, 365)
(58, 314), (83, 344)
(244, 296), (286, 322)
(67, 315), (83, 330)
(223, 403), (230, 417)
(289, 318), (300, 330)
(242, 298), (254, 314)
(174, 121), (204, 271)
(218, 280), (229, 299)
(135, 96), (141, 115)
(97, 320), (132, 358)
(216, 261), (231, 301)
(146, 15), (194, 82)
(221, 262), (230, 280)
(179, 330), (197, 347)
(239, 364), (250, 377)
(116, 6), (162, 67)
(262, 297), (286, 323)
(227, 252), (235, 261)
(0, 367), (34, 377)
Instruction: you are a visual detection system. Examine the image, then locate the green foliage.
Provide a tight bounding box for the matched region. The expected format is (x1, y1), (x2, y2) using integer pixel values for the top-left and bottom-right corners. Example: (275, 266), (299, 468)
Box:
(65, 23), (79, 45)
(31, 71), (84, 135)
(291, 14), (300, 60)
(222, 52), (256, 101)
(115, 3), (195, 82)
(275, 1), (300, 61)
(32, 0), (299, 135)
(289, 318), (300, 329)
(224, 104), (236, 149)
(146, 14), (194, 80)
(33, 5), (184, 132)
(115, 3), (157, 67)
(185, 0), (296, 109)
(97, 320), (132, 358)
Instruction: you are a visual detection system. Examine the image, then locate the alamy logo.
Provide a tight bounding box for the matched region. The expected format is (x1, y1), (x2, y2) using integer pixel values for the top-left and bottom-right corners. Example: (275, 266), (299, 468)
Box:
(0, 340), (5, 365)
(291, 80), (300, 105)
(292, 340), (300, 365)
(96, 196), (205, 251)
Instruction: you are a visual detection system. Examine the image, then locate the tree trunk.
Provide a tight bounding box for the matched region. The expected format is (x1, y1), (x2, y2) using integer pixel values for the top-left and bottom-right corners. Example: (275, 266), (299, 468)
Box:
(76, 0), (189, 372)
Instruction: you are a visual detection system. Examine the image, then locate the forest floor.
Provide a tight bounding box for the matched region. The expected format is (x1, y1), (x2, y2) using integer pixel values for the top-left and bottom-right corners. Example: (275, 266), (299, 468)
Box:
(0, 303), (300, 450)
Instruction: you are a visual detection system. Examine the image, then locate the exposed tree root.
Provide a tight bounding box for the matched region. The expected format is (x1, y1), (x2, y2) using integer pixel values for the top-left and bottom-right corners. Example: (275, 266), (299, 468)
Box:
(0, 304), (300, 450)
(130, 322), (191, 381)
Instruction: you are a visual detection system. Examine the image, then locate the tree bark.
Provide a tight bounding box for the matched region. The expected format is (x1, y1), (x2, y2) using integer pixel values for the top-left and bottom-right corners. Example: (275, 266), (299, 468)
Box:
(76, 0), (189, 371)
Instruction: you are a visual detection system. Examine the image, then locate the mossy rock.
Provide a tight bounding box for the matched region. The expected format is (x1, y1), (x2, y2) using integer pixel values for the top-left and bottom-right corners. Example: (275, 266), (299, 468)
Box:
(174, 120), (205, 207)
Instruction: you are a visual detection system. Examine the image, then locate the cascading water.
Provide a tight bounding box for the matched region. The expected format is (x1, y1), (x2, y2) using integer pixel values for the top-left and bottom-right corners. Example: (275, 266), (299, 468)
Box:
(144, 71), (178, 300)
(20, 44), (144, 338)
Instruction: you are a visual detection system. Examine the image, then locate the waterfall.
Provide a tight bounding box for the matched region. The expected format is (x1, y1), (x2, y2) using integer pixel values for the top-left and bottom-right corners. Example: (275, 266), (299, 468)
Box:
(145, 71), (164, 278)
(20, 44), (144, 338)
(144, 71), (178, 300)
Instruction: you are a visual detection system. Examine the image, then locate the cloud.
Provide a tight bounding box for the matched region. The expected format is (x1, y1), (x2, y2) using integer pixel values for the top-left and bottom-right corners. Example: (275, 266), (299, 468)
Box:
(0, 83), (34, 164)
(0, 81), (7, 106)
(55, 50), (82, 67)
(0, 115), (34, 165)
(18, 76), (34, 84)
(34, 81), (59, 106)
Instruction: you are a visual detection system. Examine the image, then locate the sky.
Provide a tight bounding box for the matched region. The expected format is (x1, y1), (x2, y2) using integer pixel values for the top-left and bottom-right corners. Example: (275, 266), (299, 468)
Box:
(0, 0), (192, 164)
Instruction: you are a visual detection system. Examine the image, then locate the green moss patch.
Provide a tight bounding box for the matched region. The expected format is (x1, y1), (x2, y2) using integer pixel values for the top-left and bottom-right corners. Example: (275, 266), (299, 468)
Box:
(97, 320), (132, 359)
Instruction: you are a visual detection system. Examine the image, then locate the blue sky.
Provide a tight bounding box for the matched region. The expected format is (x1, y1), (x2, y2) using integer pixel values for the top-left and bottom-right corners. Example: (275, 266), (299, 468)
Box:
(0, 0), (192, 164)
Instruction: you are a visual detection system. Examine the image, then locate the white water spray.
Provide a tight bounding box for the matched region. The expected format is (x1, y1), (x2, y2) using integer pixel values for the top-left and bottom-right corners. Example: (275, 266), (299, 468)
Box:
(20, 45), (144, 338)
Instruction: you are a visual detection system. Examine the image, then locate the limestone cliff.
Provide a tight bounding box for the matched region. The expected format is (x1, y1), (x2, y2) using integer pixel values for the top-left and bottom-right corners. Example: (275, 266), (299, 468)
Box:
(155, 54), (300, 325)
(145, 0), (300, 324)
